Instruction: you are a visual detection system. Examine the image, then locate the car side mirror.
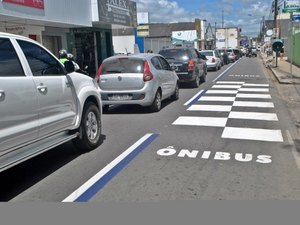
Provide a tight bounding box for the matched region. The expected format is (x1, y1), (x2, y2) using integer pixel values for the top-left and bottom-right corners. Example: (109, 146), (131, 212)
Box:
(64, 60), (75, 73)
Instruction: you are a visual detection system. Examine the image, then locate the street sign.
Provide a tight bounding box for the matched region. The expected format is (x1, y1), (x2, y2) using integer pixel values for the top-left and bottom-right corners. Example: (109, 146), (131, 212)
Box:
(292, 12), (300, 21)
(283, 0), (300, 13)
(137, 25), (149, 37)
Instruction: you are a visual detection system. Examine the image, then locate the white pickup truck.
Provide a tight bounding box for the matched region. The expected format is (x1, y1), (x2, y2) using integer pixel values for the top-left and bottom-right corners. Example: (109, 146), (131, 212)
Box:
(0, 32), (102, 172)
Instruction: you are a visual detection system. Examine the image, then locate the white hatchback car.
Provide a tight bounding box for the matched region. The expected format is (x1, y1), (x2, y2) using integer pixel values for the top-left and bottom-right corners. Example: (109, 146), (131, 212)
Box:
(96, 54), (179, 112)
(200, 50), (222, 71)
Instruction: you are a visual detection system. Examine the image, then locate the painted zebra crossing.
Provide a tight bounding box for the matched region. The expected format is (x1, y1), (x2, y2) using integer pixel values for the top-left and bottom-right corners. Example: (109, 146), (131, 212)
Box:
(228, 74), (261, 78)
(174, 81), (284, 142)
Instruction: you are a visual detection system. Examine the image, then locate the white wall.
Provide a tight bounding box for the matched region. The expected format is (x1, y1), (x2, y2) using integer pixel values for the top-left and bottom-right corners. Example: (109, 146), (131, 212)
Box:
(113, 36), (135, 54)
(0, 0), (92, 27)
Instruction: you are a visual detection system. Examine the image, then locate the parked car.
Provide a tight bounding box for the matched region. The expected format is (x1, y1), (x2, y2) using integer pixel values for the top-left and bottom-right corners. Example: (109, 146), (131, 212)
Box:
(200, 50), (222, 71)
(226, 49), (237, 62)
(96, 53), (179, 112)
(232, 48), (242, 59)
(0, 32), (102, 172)
(218, 49), (229, 65)
(158, 46), (207, 87)
(250, 47), (257, 57)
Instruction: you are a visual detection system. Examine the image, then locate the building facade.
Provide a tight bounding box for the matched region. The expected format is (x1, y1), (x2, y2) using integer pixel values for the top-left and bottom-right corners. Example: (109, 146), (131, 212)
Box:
(0, 0), (137, 76)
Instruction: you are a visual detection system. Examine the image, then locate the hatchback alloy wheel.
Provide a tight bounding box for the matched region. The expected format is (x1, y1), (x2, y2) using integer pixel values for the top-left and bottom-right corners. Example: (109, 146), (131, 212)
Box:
(150, 91), (162, 112)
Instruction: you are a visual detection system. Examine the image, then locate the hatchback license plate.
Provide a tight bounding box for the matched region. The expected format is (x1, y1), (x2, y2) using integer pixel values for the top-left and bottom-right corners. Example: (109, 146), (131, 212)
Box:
(108, 94), (132, 101)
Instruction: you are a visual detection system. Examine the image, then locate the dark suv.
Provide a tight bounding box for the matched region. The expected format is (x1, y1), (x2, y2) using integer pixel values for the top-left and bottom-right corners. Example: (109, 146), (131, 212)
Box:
(159, 47), (207, 88)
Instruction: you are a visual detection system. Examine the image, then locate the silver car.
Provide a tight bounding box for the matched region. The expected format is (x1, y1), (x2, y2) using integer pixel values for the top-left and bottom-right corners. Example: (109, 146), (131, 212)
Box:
(96, 54), (179, 112)
(200, 50), (222, 71)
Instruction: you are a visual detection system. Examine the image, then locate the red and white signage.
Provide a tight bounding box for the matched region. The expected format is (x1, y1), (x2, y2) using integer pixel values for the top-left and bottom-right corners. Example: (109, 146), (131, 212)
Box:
(2, 0), (44, 10)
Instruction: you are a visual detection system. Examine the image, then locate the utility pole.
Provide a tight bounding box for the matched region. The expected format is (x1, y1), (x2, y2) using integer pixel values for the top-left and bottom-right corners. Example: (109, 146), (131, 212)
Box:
(274, 0), (278, 33)
(215, 22), (217, 49)
(274, 0), (278, 67)
(222, 10), (224, 28)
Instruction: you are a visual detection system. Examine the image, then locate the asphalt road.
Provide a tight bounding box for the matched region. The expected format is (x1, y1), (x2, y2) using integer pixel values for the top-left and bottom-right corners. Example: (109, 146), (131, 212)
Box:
(1, 56), (300, 202)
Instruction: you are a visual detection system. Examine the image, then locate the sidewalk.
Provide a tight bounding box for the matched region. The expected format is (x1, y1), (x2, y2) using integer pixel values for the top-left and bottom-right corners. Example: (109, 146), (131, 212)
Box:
(261, 53), (300, 84)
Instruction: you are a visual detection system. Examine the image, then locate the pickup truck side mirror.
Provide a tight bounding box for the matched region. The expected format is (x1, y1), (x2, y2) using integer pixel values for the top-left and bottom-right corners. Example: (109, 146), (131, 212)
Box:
(64, 60), (75, 73)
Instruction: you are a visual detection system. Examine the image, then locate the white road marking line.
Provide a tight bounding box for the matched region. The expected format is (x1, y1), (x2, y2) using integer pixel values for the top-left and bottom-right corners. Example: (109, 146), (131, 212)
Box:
(236, 94), (271, 99)
(239, 88), (269, 92)
(213, 60), (239, 82)
(229, 111), (278, 121)
(243, 83), (269, 87)
(222, 127), (284, 142)
(206, 90), (239, 94)
(212, 85), (242, 89)
(62, 133), (156, 202)
(184, 90), (205, 106)
(216, 81), (245, 84)
(188, 105), (232, 112)
(173, 116), (228, 127)
(199, 96), (236, 102)
(233, 101), (274, 108)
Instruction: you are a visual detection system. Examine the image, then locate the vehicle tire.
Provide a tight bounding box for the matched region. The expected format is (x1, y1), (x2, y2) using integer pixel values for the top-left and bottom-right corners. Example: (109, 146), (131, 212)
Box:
(73, 102), (101, 151)
(200, 73), (206, 83)
(150, 90), (162, 112)
(191, 75), (200, 88)
(171, 83), (179, 101)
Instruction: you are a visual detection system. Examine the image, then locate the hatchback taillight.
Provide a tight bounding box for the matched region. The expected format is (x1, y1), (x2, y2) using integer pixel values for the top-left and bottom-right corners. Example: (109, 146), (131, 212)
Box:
(96, 63), (104, 83)
(188, 60), (195, 72)
(212, 58), (216, 63)
(143, 60), (154, 82)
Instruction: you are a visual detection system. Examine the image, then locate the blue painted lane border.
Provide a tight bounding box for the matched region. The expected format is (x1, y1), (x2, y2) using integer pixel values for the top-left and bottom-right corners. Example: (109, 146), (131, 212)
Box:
(63, 133), (159, 202)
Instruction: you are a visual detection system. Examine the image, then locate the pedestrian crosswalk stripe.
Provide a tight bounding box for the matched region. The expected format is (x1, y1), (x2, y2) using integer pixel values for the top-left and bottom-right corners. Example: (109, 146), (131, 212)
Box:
(236, 94), (271, 99)
(239, 88), (269, 92)
(233, 101), (274, 108)
(188, 105), (232, 112)
(172, 116), (228, 127)
(228, 111), (278, 121)
(243, 83), (269, 87)
(212, 85), (242, 89)
(206, 90), (239, 94)
(199, 96), (236, 102)
(222, 127), (283, 142)
(216, 81), (245, 84)
(229, 75), (260, 77)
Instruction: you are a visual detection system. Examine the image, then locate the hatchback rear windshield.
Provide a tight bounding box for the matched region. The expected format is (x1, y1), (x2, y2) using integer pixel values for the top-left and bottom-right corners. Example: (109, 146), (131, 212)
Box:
(159, 49), (190, 61)
(201, 51), (213, 57)
(101, 58), (144, 74)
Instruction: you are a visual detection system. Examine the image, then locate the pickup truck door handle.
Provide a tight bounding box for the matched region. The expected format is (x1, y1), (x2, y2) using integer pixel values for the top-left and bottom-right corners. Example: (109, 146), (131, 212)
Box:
(37, 85), (48, 95)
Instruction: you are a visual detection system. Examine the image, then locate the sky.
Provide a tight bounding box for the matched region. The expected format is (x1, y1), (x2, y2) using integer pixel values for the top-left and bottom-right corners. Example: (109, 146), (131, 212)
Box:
(134, 0), (284, 37)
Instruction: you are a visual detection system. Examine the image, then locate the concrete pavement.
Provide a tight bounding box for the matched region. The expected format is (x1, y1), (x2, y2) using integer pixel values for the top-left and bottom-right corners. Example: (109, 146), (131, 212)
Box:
(261, 52), (300, 84)
(261, 52), (300, 139)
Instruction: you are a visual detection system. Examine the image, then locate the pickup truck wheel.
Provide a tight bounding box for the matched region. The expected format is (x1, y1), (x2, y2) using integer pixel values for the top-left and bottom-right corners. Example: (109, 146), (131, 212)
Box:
(171, 83), (179, 101)
(192, 75), (200, 88)
(74, 102), (101, 151)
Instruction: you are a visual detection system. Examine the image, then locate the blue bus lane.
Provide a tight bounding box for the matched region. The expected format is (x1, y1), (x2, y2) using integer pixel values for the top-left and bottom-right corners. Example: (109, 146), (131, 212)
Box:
(64, 58), (300, 201)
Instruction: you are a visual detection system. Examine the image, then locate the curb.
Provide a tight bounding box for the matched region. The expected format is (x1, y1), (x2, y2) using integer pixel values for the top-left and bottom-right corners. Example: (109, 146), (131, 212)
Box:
(260, 55), (296, 84)
(269, 67), (294, 84)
